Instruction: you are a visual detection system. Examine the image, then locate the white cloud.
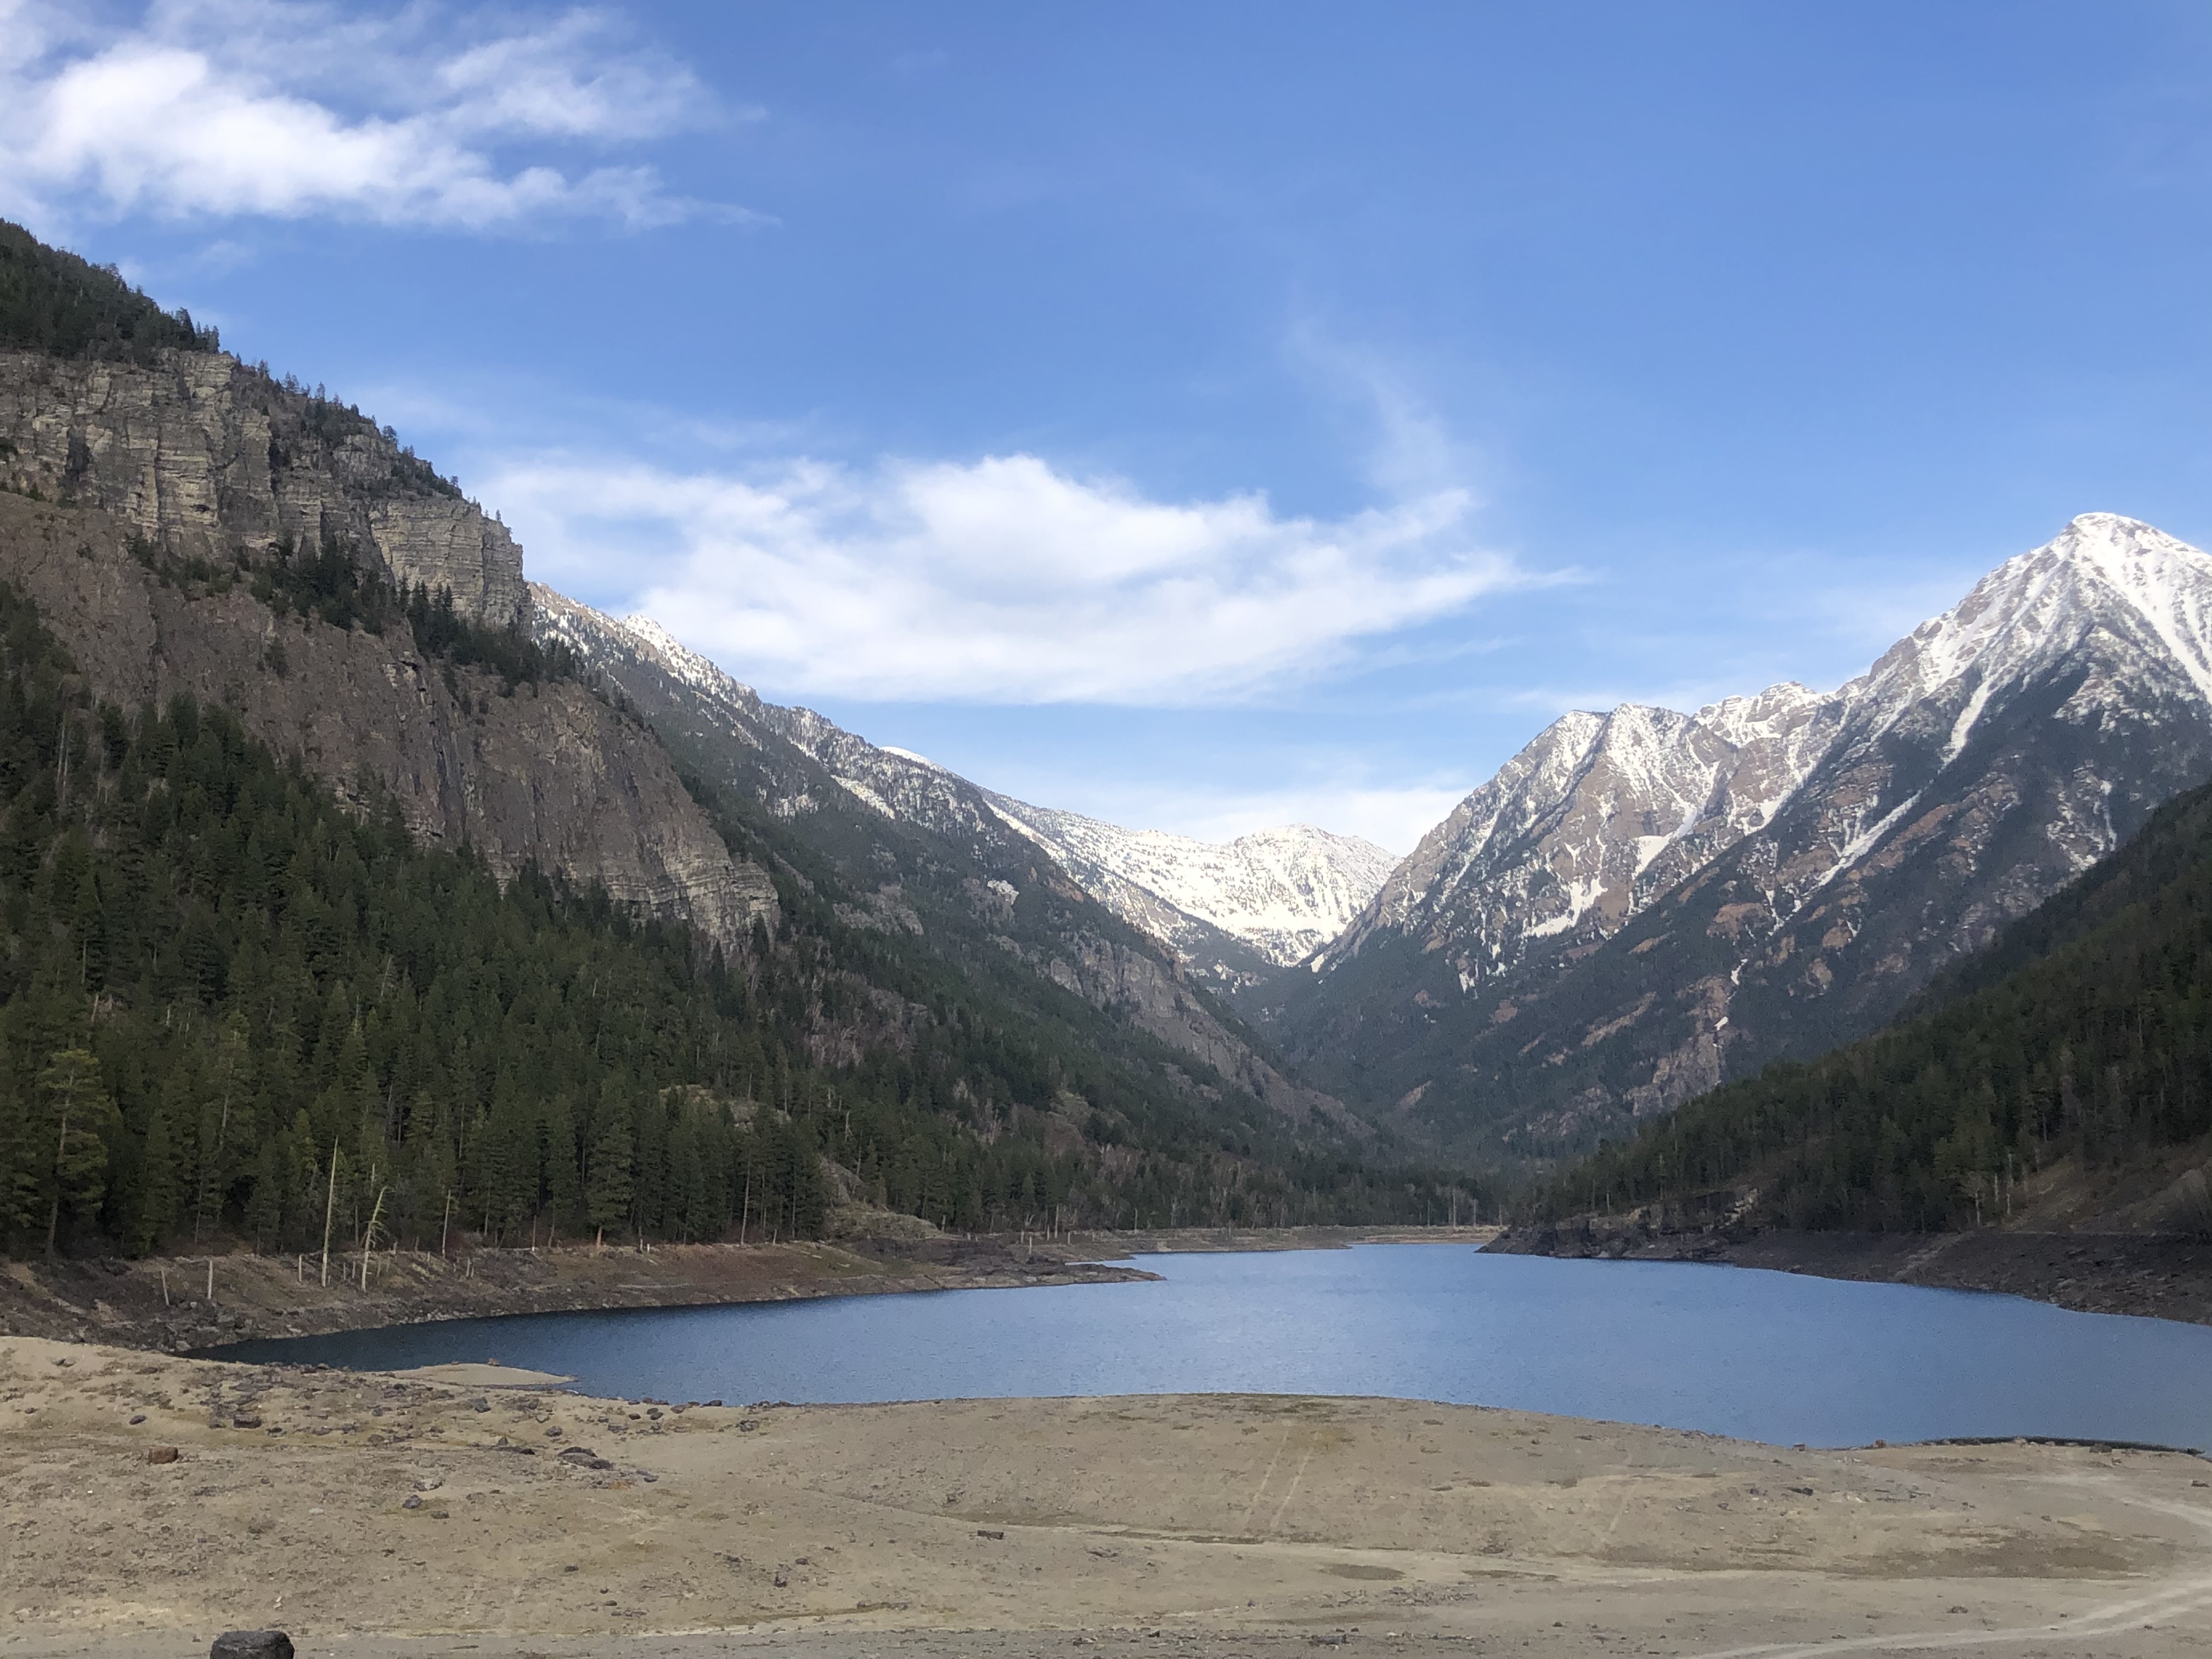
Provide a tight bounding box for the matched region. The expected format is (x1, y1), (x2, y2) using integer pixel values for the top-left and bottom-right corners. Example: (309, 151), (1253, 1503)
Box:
(0, 1), (740, 231)
(489, 449), (1531, 707)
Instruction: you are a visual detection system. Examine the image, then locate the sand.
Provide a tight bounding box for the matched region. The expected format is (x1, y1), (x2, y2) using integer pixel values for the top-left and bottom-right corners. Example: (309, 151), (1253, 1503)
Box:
(4, 1334), (2211, 1658)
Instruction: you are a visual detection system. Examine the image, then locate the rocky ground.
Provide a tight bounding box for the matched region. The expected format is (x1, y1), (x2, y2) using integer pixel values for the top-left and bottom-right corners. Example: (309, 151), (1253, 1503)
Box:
(1493, 1222), (2212, 1328)
(5, 1335), (2211, 1658)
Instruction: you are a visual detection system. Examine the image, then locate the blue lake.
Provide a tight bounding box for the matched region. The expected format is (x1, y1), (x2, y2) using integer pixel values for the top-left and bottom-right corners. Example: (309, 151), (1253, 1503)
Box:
(203, 1244), (2212, 1449)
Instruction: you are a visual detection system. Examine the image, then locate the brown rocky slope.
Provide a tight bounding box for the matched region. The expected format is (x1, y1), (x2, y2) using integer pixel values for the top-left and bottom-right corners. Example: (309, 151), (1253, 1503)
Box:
(0, 347), (776, 952)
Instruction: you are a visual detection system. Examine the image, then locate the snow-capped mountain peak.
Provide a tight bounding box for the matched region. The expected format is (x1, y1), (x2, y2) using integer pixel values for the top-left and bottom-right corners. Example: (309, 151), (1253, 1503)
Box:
(987, 799), (1398, 973)
(1325, 514), (2212, 1001)
(1290, 514), (2212, 1147)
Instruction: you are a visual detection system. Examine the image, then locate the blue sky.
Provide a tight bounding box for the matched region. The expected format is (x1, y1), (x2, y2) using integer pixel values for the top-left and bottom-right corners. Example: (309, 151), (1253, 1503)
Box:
(8, 2), (2212, 849)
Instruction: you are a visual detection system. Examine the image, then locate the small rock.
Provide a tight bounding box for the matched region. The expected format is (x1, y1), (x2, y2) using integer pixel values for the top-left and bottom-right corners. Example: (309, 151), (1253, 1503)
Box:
(231, 1413), (262, 1430)
(211, 1633), (294, 1659)
(402, 1495), (424, 1510)
(975, 1528), (1005, 1540)
(544, 1426), (563, 1438)
(470, 1398), (491, 1412)
(144, 1446), (180, 1465)
(704, 1398), (724, 1407)
(129, 1413), (146, 1425)
(737, 1419), (760, 1433)
(772, 1572), (788, 1588)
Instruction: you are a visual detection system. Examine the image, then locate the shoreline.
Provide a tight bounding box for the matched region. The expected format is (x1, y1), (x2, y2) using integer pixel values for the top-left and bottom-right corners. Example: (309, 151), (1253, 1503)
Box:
(0, 1224), (1499, 1355)
(6, 1331), (2210, 1657)
(1491, 1221), (2212, 1326)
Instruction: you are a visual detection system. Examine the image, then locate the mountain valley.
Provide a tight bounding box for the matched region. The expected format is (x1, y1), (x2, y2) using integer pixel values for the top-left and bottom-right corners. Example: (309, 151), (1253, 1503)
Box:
(0, 223), (1462, 1266)
(10, 217), (2212, 1261)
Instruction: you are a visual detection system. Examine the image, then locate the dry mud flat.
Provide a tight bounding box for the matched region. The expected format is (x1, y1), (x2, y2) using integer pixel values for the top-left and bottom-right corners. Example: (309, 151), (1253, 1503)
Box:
(5, 1338), (2212, 1659)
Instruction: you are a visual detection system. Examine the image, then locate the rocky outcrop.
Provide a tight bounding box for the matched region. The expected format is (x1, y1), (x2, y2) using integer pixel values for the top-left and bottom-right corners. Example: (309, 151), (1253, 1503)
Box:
(0, 348), (524, 625)
(0, 490), (774, 951)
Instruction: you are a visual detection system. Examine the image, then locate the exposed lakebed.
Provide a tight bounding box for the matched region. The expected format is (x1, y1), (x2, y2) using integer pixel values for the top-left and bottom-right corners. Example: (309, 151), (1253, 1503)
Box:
(204, 1243), (2212, 1448)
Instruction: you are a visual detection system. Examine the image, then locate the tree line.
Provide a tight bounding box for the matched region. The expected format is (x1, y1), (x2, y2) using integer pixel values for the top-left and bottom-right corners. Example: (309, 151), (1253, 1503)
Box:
(1, 219), (221, 364)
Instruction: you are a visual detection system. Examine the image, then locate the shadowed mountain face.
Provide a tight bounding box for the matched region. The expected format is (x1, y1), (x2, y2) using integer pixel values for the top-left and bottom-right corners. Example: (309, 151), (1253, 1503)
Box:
(1272, 515), (2212, 1162)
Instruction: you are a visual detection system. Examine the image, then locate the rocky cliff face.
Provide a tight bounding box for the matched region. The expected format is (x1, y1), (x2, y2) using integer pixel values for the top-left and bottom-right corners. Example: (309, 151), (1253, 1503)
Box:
(1282, 515), (2212, 1156)
(531, 588), (1355, 1129)
(1322, 682), (1840, 988)
(0, 348), (525, 626)
(0, 341), (778, 951)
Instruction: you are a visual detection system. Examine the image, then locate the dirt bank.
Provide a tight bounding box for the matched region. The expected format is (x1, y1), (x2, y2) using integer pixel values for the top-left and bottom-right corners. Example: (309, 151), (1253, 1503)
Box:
(1492, 1220), (2212, 1325)
(5, 1335), (2210, 1658)
(0, 1235), (1156, 1354)
(0, 1227), (1498, 1356)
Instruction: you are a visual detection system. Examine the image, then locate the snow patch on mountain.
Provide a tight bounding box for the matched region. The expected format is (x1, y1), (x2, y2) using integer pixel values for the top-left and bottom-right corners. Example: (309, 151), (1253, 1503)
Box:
(532, 584), (1395, 978)
(1322, 512), (2212, 993)
(988, 799), (1399, 968)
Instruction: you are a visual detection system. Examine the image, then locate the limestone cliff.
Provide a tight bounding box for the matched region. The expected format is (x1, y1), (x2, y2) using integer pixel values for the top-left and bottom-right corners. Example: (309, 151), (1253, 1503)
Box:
(0, 348), (524, 626)
(0, 489), (774, 954)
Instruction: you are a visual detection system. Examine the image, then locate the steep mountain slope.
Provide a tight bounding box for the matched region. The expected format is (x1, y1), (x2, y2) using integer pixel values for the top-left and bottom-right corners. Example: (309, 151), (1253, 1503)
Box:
(532, 595), (1392, 990)
(0, 577), (1443, 1261)
(529, 588), (1361, 1132)
(0, 227), (772, 951)
(1279, 514), (2212, 1160)
(1519, 771), (2212, 1242)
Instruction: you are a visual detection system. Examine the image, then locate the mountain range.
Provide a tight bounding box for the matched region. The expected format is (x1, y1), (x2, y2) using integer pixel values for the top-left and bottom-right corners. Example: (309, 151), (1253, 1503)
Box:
(10, 218), (2212, 1222)
(533, 500), (2212, 1177)
(1269, 512), (2212, 1160)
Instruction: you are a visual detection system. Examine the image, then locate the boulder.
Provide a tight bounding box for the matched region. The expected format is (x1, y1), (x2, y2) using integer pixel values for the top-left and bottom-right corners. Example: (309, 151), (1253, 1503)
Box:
(211, 1633), (294, 1659)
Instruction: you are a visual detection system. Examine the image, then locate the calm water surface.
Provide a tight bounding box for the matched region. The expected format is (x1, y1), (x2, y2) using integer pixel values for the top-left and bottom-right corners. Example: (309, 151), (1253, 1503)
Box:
(205, 1245), (2212, 1449)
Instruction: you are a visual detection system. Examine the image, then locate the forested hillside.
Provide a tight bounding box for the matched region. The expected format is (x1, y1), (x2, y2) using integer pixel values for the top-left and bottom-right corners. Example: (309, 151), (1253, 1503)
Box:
(1526, 775), (2212, 1234)
(0, 221), (220, 363)
(0, 576), (1457, 1260)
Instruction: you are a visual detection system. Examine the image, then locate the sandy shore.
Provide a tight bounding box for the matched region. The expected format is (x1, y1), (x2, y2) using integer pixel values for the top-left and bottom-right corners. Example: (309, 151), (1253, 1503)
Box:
(5, 1335), (2211, 1658)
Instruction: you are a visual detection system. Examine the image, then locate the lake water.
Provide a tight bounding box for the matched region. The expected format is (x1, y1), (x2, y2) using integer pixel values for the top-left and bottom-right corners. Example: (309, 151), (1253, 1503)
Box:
(203, 1244), (2212, 1449)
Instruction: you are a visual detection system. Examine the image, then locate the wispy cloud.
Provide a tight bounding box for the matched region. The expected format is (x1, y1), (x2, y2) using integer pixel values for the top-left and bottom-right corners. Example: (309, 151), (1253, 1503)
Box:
(0, 0), (746, 232)
(490, 448), (1532, 707)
